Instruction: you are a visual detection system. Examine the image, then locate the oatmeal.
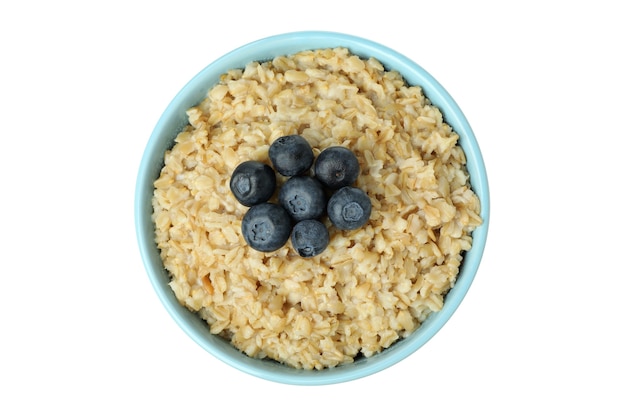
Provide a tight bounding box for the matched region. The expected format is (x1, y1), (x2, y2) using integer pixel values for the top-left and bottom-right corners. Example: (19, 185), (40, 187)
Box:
(152, 47), (482, 370)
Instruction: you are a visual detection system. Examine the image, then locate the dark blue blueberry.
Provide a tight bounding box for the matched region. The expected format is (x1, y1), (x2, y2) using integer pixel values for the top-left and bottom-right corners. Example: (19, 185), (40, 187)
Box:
(241, 203), (292, 252)
(291, 219), (330, 257)
(229, 161), (276, 207)
(278, 176), (327, 221)
(313, 146), (360, 190)
(327, 186), (372, 230)
(268, 135), (314, 176)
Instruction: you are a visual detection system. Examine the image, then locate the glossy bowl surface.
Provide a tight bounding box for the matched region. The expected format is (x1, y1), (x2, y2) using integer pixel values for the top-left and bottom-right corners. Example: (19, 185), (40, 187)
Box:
(135, 31), (490, 385)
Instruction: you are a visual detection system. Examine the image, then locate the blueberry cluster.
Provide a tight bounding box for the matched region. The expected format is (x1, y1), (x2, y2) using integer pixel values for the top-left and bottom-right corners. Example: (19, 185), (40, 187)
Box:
(230, 135), (372, 257)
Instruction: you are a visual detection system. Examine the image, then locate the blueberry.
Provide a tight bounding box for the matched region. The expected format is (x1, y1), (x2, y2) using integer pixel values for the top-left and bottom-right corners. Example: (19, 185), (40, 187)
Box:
(314, 146), (360, 190)
(291, 220), (330, 257)
(241, 203), (292, 252)
(269, 135), (314, 176)
(278, 176), (327, 221)
(230, 161), (276, 207)
(327, 186), (372, 230)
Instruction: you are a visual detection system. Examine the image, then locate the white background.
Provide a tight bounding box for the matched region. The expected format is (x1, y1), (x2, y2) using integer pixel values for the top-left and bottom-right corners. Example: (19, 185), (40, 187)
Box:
(1, 0), (624, 415)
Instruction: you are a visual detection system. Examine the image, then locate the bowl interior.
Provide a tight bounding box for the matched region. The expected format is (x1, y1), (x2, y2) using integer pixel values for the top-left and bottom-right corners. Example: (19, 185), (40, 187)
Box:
(135, 31), (489, 385)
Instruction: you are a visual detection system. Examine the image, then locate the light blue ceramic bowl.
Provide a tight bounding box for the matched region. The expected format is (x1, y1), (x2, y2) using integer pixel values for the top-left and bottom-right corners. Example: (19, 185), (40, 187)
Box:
(135, 31), (489, 385)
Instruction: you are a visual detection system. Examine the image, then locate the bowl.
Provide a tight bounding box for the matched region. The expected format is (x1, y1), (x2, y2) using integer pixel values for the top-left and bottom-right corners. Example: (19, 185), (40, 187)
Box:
(135, 31), (489, 385)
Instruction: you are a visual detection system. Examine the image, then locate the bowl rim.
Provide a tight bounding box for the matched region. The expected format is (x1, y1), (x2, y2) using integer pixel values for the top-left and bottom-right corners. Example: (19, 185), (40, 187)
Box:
(135, 30), (490, 385)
